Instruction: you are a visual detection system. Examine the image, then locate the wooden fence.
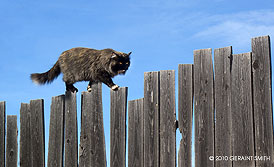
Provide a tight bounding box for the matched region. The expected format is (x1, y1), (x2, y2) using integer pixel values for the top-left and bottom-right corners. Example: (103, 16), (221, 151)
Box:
(0, 35), (273, 167)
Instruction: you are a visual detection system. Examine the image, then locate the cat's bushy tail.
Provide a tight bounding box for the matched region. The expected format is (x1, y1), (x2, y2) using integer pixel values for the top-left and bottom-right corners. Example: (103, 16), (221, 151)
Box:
(30, 61), (61, 85)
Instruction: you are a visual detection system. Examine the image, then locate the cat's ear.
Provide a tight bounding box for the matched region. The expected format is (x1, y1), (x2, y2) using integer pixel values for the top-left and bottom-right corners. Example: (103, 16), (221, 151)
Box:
(111, 52), (119, 59)
(127, 52), (132, 57)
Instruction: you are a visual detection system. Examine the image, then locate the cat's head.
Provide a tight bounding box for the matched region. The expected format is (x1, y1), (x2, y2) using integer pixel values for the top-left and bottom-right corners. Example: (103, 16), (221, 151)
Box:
(109, 51), (131, 76)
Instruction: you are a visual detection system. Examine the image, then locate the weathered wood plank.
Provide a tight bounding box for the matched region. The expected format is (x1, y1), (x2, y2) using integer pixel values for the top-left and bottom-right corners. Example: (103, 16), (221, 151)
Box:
(6, 115), (17, 167)
(79, 83), (106, 167)
(20, 103), (31, 167)
(110, 87), (128, 167)
(159, 70), (176, 167)
(231, 53), (255, 167)
(194, 49), (214, 167)
(64, 91), (78, 167)
(251, 36), (273, 167)
(144, 72), (160, 167)
(214, 47), (232, 167)
(30, 99), (45, 167)
(47, 95), (65, 167)
(178, 64), (193, 167)
(128, 98), (144, 167)
(0, 101), (5, 167)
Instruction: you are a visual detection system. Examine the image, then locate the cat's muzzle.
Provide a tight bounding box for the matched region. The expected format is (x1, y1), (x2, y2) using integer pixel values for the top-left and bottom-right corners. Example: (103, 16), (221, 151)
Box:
(118, 70), (126, 75)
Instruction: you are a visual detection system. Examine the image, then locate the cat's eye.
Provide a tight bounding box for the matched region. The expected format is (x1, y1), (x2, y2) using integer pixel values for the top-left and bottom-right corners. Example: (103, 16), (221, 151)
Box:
(119, 62), (123, 65)
(126, 62), (129, 64)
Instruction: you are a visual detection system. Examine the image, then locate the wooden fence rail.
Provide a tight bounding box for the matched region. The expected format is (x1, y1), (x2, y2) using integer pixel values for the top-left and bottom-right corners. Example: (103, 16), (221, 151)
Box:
(0, 35), (273, 167)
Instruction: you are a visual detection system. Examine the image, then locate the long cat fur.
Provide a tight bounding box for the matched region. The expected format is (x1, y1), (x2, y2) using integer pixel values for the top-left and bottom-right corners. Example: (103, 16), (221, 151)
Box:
(30, 47), (131, 92)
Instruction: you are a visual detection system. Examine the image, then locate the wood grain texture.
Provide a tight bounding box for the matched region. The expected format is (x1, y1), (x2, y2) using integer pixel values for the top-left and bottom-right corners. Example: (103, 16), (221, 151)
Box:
(64, 91), (78, 167)
(214, 47), (232, 167)
(194, 49), (214, 167)
(178, 64), (193, 167)
(159, 70), (176, 167)
(47, 95), (65, 167)
(144, 72), (160, 167)
(251, 36), (273, 167)
(231, 53), (255, 167)
(110, 87), (128, 167)
(79, 83), (106, 167)
(128, 98), (144, 167)
(20, 103), (31, 167)
(0, 101), (5, 167)
(30, 99), (45, 167)
(6, 115), (17, 167)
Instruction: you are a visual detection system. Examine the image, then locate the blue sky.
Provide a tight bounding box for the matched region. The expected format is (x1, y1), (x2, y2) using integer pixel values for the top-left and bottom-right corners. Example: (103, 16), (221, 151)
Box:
(1, 0), (274, 166)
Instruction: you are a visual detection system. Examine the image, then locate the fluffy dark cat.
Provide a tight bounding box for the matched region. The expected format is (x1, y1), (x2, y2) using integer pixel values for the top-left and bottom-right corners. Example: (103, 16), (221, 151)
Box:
(31, 47), (131, 92)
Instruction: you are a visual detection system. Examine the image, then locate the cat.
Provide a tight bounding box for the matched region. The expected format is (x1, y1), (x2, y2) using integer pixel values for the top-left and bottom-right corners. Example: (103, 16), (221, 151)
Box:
(31, 47), (131, 92)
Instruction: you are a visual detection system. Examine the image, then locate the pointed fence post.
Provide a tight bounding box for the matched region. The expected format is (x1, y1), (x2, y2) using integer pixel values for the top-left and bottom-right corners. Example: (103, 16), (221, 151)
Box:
(143, 72), (160, 167)
(214, 47), (233, 167)
(30, 99), (45, 167)
(6, 115), (18, 167)
(0, 101), (5, 167)
(252, 36), (273, 167)
(128, 98), (144, 167)
(159, 70), (176, 167)
(110, 87), (128, 167)
(231, 53), (255, 167)
(64, 91), (78, 167)
(79, 83), (106, 167)
(178, 64), (193, 167)
(47, 95), (65, 167)
(194, 49), (214, 167)
(20, 103), (31, 167)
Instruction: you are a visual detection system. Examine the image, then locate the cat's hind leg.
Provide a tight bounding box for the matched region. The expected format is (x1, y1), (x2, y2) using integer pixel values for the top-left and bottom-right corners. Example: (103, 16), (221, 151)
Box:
(63, 74), (78, 92)
(65, 82), (78, 93)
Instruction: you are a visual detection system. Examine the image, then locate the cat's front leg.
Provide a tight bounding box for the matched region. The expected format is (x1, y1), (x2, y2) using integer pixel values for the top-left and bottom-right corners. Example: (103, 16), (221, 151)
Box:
(87, 81), (93, 92)
(111, 85), (119, 91)
(101, 77), (119, 91)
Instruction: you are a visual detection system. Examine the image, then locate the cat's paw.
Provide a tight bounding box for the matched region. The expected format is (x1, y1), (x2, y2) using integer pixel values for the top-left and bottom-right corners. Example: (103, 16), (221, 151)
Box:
(67, 87), (78, 93)
(87, 85), (92, 92)
(111, 85), (119, 91)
